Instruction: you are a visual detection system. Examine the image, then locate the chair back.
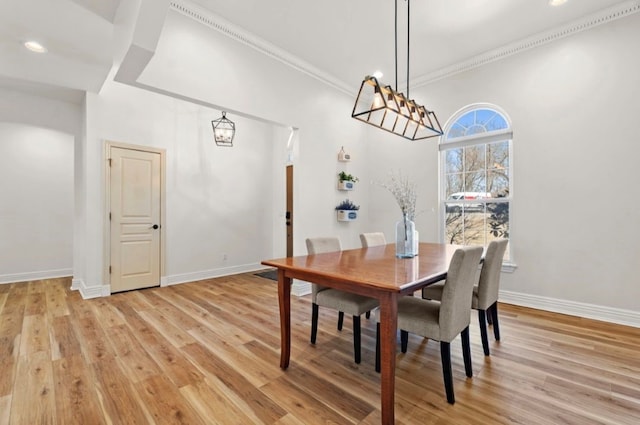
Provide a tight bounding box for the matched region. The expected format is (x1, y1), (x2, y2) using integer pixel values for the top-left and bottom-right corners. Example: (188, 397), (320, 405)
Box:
(439, 246), (484, 341)
(305, 237), (342, 300)
(475, 239), (509, 310)
(305, 237), (341, 255)
(359, 232), (387, 248)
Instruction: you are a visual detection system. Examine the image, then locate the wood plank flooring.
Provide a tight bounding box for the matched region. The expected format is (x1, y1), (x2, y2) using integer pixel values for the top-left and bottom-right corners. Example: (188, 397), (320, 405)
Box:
(0, 274), (639, 424)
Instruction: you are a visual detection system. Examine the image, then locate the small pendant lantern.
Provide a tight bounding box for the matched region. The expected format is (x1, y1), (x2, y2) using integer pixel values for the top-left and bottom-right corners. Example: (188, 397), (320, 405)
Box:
(212, 111), (235, 147)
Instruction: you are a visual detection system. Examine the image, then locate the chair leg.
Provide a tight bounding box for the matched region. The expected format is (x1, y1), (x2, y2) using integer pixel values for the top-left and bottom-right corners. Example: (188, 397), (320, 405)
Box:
(310, 303), (319, 344)
(486, 308), (493, 325)
(440, 341), (455, 404)
(400, 330), (408, 353)
(353, 315), (361, 364)
(461, 326), (473, 378)
(491, 302), (501, 341)
(375, 323), (381, 373)
(478, 309), (490, 356)
(365, 310), (371, 319)
(337, 311), (344, 331)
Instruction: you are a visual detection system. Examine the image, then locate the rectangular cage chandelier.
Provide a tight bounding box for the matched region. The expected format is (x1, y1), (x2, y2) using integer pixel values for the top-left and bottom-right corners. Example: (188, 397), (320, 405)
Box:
(352, 76), (442, 140)
(351, 0), (443, 141)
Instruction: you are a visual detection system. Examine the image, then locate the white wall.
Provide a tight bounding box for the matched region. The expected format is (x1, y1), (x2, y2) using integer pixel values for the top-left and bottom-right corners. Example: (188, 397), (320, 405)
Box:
(138, 10), (374, 251)
(74, 81), (286, 293)
(0, 88), (80, 284)
(369, 12), (640, 318)
(363, 128), (441, 245)
(0, 122), (74, 283)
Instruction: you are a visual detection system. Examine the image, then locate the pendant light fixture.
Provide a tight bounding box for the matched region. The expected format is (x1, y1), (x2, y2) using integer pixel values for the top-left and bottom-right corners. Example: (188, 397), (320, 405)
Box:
(351, 0), (443, 140)
(211, 111), (236, 147)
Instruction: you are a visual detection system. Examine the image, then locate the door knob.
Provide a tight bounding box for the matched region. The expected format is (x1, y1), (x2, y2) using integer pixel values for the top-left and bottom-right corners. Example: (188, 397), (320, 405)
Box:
(151, 224), (159, 229)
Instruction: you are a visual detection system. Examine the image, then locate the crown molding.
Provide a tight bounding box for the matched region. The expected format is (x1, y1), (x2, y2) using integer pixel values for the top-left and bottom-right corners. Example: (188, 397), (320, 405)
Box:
(412, 0), (640, 87)
(170, 0), (354, 96)
(171, 0), (640, 94)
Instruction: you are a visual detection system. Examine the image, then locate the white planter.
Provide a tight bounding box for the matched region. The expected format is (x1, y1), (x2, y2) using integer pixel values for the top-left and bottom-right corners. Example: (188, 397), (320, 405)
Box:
(337, 210), (358, 221)
(338, 180), (355, 191)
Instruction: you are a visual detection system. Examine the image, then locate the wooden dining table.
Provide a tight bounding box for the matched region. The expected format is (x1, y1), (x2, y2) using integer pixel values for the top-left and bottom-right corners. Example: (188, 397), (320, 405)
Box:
(261, 242), (460, 425)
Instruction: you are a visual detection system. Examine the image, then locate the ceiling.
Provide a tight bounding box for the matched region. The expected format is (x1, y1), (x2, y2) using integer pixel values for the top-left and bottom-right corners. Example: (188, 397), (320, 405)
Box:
(0, 0), (635, 104)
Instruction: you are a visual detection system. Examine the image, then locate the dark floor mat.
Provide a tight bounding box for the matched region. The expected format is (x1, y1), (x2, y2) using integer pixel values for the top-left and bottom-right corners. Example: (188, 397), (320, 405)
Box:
(254, 269), (278, 281)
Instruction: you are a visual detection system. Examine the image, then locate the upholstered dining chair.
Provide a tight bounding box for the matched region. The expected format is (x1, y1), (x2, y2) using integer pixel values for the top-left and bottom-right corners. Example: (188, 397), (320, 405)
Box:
(358, 232), (387, 317)
(375, 245), (484, 404)
(306, 237), (379, 364)
(359, 232), (387, 248)
(422, 239), (508, 356)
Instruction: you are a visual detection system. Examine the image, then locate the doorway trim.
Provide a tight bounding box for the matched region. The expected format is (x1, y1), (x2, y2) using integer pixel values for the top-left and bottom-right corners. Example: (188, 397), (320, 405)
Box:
(104, 140), (166, 290)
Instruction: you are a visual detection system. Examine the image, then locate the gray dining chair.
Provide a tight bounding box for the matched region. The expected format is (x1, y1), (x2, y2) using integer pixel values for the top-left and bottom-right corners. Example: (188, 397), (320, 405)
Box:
(358, 232), (386, 319)
(306, 237), (379, 364)
(359, 232), (387, 248)
(422, 239), (508, 356)
(375, 245), (484, 404)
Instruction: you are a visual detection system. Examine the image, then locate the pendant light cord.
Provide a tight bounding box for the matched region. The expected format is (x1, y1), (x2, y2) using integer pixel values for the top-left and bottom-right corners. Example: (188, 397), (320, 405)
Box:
(394, 0), (398, 92)
(407, 0), (410, 100)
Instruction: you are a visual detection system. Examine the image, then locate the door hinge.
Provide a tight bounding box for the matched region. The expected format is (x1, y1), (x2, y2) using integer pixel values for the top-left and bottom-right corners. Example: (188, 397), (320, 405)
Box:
(109, 266), (112, 274)
(109, 212), (111, 220)
(108, 158), (112, 167)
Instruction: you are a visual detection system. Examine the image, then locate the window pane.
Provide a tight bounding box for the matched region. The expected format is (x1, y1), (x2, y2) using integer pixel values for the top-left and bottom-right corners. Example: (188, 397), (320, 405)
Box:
(462, 209), (486, 246)
(486, 201), (510, 261)
(447, 123), (466, 140)
(445, 173), (463, 198)
(456, 111), (475, 130)
(485, 112), (508, 131)
(466, 124), (486, 136)
(464, 145), (485, 172)
(488, 172), (509, 196)
(486, 202), (509, 239)
(487, 141), (509, 171)
(445, 148), (463, 173)
(475, 109), (494, 125)
(444, 210), (464, 244)
(463, 171), (486, 193)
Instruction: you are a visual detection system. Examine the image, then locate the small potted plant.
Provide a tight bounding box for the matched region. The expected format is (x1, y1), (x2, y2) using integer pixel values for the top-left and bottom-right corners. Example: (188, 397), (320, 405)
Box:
(335, 199), (360, 221)
(338, 171), (359, 191)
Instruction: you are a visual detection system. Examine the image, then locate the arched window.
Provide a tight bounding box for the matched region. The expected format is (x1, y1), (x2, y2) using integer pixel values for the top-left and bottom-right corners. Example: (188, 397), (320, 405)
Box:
(440, 104), (513, 263)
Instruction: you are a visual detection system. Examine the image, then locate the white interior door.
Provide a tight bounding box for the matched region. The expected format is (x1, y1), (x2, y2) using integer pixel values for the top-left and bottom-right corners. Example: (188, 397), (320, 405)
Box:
(109, 146), (161, 293)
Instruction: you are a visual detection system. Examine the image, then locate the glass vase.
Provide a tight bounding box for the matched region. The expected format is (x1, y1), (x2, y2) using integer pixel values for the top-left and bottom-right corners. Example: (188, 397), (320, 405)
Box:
(395, 213), (416, 258)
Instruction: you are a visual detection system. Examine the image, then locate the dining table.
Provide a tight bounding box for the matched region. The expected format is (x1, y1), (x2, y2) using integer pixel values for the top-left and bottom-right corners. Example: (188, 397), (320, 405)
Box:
(261, 242), (460, 425)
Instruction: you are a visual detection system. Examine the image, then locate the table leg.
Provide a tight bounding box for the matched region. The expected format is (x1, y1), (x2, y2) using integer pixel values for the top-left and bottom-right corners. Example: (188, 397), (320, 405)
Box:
(278, 269), (291, 370)
(379, 292), (398, 425)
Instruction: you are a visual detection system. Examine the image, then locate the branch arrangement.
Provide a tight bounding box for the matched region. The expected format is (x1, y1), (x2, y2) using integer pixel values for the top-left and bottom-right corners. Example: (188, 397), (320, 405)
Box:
(379, 171), (417, 220)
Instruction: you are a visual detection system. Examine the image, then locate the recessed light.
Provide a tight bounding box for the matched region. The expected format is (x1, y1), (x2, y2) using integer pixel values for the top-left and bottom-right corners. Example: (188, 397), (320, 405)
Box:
(24, 41), (47, 53)
(372, 70), (384, 79)
(549, 0), (568, 6)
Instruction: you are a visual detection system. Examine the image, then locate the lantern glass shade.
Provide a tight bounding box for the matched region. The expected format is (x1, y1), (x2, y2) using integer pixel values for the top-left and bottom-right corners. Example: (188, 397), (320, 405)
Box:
(212, 112), (235, 147)
(351, 76), (443, 141)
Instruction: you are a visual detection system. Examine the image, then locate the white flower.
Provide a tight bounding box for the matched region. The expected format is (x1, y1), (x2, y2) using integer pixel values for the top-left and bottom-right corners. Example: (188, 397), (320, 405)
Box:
(379, 171), (418, 220)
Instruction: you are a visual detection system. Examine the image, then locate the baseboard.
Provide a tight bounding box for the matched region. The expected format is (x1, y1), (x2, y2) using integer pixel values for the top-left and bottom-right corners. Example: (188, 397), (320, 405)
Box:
(289, 284), (640, 328)
(165, 262), (267, 286)
(292, 279), (311, 297)
(71, 278), (110, 299)
(0, 268), (72, 284)
(499, 290), (640, 328)
(71, 278), (82, 290)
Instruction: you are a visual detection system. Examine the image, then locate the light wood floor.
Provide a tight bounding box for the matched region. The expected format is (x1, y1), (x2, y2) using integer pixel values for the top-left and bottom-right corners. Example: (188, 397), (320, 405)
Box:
(1, 274), (639, 424)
